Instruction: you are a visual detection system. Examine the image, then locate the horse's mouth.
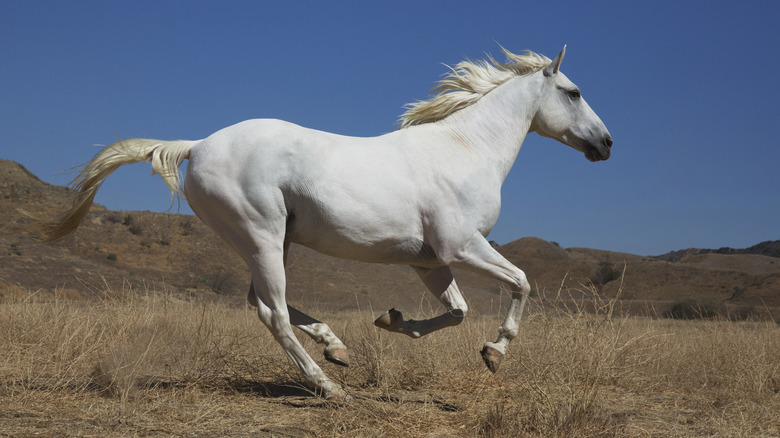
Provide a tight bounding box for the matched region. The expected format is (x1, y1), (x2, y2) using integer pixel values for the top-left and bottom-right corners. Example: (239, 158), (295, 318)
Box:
(585, 145), (610, 162)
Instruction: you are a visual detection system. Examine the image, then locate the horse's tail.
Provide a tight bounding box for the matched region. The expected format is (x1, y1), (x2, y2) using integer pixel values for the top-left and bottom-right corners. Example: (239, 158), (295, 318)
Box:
(26, 138), (196, 242)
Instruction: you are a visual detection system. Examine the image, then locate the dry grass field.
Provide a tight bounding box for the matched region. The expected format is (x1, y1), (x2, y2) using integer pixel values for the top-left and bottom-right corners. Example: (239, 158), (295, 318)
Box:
(3, 159), (780, 436)
(1, 280), (778, 437)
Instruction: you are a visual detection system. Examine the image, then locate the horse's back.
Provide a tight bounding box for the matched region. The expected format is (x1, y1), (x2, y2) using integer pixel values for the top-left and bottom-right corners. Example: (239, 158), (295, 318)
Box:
(183, 119), (435, 264)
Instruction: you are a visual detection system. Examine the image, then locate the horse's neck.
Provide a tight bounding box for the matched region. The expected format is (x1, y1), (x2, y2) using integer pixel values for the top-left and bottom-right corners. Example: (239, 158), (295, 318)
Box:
(438, 75), (541, 181)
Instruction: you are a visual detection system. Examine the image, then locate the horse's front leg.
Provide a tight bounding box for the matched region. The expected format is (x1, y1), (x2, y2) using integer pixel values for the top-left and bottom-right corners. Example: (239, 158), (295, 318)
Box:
(374, 265), (468, 338)
(448, 234), (531, 373)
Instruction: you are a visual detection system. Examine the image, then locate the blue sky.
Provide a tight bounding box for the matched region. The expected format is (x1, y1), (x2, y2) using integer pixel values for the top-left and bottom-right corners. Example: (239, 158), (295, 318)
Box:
(2, 1), (778, 256)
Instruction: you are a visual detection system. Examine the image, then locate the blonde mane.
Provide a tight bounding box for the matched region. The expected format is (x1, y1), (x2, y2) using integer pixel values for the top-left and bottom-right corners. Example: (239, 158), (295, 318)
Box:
(399, 47), (551, 128)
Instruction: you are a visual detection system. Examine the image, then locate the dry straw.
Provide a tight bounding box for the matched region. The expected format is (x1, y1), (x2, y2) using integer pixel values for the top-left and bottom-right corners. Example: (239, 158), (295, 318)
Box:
(1, 275), (778, 436)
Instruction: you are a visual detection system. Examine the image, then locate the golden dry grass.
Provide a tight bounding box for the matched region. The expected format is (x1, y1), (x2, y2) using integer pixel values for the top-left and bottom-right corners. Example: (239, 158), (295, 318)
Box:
(1, 281), (778, 437)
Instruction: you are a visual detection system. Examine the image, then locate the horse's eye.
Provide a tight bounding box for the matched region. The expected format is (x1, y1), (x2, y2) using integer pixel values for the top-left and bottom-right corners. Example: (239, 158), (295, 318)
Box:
(568, 89), (581, 99)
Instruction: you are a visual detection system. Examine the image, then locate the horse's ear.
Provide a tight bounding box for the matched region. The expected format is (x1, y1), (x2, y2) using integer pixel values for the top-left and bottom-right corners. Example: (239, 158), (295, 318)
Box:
(543, 45), (567, 77)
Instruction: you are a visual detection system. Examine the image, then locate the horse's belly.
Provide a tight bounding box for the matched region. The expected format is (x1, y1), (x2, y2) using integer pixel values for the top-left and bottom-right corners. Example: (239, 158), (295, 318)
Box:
(288, 211), (439, 266)
(298, 236), (441, 267)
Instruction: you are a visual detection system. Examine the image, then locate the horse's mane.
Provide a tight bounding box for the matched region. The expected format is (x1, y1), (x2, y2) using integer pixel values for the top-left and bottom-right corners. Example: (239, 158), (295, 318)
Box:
(399, 47), (551, 128)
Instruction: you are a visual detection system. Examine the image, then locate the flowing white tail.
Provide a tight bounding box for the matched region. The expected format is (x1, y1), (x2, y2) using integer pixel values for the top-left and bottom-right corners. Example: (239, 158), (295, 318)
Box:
(30, 138), (195, 241)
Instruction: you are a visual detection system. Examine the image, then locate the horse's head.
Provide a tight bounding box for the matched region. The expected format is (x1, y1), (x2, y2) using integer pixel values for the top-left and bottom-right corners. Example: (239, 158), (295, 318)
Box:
(531, 46), (613, 162)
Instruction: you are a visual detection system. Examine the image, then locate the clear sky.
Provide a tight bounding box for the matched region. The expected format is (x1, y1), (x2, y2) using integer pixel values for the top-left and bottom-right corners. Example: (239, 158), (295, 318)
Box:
(2, 1), (778, 256)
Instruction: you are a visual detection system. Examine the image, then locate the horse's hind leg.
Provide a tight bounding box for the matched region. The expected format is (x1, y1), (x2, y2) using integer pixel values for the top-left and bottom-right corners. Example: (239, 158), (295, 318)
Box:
(246, 234), (348, 401)
(374, 266), (468, 338)
(249, 238), (350, 366)
(288, 306), (350, 367)
(247, 283), (349, 366)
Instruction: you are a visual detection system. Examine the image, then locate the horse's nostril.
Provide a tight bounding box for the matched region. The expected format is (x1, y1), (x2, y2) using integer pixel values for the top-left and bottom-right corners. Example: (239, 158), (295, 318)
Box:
(604, 136), (613, 148)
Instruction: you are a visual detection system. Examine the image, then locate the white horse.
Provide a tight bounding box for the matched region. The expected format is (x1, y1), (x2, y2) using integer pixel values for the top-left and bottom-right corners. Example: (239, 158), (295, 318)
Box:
(33, 46), (612, 401)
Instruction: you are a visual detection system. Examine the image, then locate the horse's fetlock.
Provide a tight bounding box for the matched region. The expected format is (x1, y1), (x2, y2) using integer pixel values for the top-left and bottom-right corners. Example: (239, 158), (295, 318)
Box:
(498, 324), (519, 340)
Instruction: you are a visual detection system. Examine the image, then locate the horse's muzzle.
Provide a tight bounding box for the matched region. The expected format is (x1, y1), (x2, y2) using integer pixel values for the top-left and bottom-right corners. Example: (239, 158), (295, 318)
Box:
(586, 135), (613, 162)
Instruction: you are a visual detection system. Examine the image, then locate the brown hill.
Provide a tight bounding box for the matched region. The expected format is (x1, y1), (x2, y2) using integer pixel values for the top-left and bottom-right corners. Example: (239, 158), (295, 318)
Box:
(2, 159), (778, 317)
(654, 241), (780, 261)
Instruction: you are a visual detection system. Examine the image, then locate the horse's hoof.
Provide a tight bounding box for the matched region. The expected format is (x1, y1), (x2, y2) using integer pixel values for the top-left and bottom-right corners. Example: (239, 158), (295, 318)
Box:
(374, 308), (402, 331)
(324, 345), (350, 367)
(480, 345), (503, 373)
(325, 388), (352, 404)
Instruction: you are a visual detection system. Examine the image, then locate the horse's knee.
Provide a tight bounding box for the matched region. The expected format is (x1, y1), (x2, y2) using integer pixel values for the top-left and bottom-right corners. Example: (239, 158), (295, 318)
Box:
(512, 272), (531, 296)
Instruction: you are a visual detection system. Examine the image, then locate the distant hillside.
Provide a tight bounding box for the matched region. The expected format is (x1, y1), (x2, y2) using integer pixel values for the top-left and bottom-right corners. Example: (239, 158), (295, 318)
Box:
(654, 241), (780, 262)
(2, 159), (779, 318)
